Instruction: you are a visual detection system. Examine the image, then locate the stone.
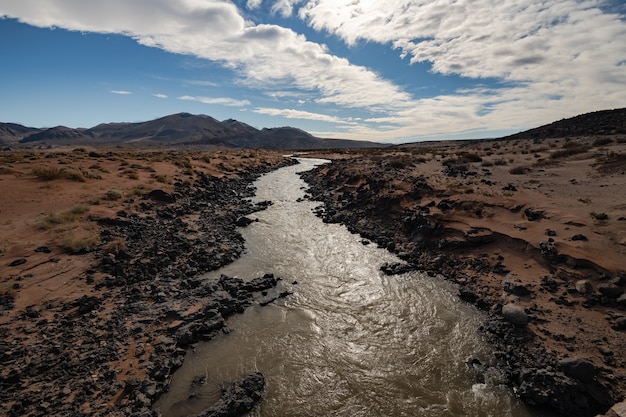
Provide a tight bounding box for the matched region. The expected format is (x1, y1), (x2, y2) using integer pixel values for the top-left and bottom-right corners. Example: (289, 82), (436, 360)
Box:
(575, 280), (594, 295)
(8, 258), (26, 267)
(235, 216), (254, 227)
(558, 357), (596, 383)
(380, 262), (414, 275)
(195, 372), (265, 417)
(502, 303), (529, 326)
(146, 189), (176, 203)
(524, 208), (544, 221)
(503, 278), (532, 297)
(598, 283), (624, 299)
(572, 234), (589, 241)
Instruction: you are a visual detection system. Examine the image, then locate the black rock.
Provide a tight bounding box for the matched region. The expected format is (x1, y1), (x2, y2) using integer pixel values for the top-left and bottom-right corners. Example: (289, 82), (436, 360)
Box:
(380, 262), (415, 275)
(8, 258), (26, 267)
(572, 234), (589, 241)
(524, 208), (544, 221)
(195, 372), (265, 417)
(146, 189), (176, 203)
(34, 246), (52, 253)
(235, 216), (254, 227)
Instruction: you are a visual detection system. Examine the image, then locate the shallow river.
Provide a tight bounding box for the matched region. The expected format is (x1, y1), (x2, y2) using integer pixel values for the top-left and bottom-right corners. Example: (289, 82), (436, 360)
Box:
(154, 158), (541, 417)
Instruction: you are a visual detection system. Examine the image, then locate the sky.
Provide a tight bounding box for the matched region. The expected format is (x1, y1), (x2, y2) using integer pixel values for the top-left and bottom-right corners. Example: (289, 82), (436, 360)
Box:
(1, 1), (625, 144)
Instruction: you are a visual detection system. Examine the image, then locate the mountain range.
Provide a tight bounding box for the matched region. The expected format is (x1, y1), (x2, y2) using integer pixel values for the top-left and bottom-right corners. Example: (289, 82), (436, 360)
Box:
(2, 108), (625, 149)
(0, 113), (382, 150)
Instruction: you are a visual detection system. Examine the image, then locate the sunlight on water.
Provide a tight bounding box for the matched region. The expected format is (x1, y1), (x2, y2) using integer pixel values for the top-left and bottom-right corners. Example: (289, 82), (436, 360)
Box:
(154, 158), (541, 417)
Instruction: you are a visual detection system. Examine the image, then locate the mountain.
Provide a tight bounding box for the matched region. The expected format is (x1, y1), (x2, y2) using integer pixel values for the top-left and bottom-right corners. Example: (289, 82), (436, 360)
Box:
(503, 107), (626, 140)
(0, 123), (41, 146)
(3, 113), (383, 149)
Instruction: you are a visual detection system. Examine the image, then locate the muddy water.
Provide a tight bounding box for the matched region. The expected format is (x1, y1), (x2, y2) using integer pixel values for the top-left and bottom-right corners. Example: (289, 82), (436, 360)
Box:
(154, 158), (540, 417)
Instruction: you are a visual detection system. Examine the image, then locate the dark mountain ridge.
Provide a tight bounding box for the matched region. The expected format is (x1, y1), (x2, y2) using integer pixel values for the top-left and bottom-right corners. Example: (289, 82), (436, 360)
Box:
(503, 107), (626, 140)
(0, 113), (382, 149)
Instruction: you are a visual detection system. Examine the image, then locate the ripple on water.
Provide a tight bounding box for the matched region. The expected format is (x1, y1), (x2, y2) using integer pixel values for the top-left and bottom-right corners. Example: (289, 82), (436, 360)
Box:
(154, 159), (540, 417)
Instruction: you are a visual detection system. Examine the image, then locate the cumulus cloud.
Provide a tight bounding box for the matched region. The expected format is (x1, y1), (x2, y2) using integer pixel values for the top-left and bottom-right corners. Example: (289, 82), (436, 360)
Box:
(110, 90), (132, 95)
(153, 93), (168, 99)
(2, 0), (625, 141)
(0, 0), (410, 113)
(178, 95), (251, 107)
(254, 107), (355, 123)
(295, 0), (626, 140)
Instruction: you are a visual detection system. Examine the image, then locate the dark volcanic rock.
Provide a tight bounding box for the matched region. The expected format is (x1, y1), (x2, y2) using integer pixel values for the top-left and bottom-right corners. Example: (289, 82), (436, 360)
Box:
(194, 372), (265, 417)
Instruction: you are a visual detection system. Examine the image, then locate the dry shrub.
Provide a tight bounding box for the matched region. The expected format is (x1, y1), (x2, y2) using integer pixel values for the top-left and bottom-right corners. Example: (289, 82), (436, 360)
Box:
(549, 145), (591, 159)
(62, 234), (100, 253)
(509, 166), (530, 175)
(594, 151), (626, 174)
(38, 206), (89, 229)
(31, 166), (85, 181)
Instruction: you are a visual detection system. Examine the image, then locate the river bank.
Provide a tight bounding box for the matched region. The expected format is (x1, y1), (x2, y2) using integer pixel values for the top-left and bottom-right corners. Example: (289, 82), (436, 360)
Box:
(0, 148), (296, 416)
(301, 136), (626, 417)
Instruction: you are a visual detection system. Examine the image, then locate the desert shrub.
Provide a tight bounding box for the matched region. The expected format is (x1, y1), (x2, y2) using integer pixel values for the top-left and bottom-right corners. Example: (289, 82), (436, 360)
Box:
(388, 157), (413, 169)
(151, 174), (170, 184)
(578, 198), (592, 204)
(550, 146), (590, 159)
(494, 158), (508, 166)
(31, 166), (86, 181)
(456, 152), (483, 162)
(590, 212), (608, 220)
(32, 167), (63, 180)
(62, 168), (85, 182)
(38, 206), (89, 229)
(105, 189), (123, 201)
(562, 141), (583, 149)
(509, 166), (530, 175)
(593, 151), (626, 174)
(61, 234), (100, 253)
(592, 137), (613, 147)
(481, 161), (494, 167)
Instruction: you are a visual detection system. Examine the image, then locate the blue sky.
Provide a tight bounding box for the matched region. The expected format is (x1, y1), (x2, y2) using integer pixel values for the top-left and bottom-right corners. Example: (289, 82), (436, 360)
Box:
(1, 1), (625, 143)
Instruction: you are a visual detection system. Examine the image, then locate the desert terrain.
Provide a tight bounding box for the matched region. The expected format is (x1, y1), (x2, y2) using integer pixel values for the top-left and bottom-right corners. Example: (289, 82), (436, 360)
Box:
(0, 148), (295, 416)
(1, 132), (625, 417)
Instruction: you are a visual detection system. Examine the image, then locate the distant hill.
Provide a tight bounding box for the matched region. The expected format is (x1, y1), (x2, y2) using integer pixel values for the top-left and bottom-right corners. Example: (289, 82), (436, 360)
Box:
(0, 113), (383, 149)
(503, 108), (626, 140)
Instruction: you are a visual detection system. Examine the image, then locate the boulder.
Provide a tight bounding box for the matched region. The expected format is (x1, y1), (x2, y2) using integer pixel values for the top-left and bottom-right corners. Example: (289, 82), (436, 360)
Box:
(502, 303), (529, 326)
(146, 189), (176, 203)
(598, 284), (624, 299)
(576, 280), (594, 295)
(558, 357), (596, 383)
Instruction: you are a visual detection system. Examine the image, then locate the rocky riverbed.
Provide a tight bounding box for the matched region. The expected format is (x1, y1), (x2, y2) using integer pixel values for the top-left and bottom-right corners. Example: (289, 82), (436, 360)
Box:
(0, 149), (296, 417)
(301, 138), (626, 417)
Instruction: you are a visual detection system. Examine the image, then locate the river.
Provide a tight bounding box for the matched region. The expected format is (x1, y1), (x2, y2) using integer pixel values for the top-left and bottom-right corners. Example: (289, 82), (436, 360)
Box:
(154, 158), (542, 417)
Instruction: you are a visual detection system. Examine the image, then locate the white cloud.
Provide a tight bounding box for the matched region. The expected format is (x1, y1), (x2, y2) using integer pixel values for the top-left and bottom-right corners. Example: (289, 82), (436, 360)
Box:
(2, 0), (625, 141)
(254, 107), (355, 123)
(271, 0), (304, 17)
(0, 1), (411, 113)
(153, 93), (168, 99)
(298, 0), (626, 140)
(178, 95), (251, 107)
(246, 0), (263, 10)
(110, 90), (132, 95)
